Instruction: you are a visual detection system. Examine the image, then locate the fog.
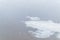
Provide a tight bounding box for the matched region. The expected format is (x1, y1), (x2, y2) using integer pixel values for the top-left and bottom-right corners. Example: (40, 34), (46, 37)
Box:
(0, 0), (60, 40)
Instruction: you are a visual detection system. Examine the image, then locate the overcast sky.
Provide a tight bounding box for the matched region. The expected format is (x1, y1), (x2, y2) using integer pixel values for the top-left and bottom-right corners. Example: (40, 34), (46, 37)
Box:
(0, 0), (60, 22)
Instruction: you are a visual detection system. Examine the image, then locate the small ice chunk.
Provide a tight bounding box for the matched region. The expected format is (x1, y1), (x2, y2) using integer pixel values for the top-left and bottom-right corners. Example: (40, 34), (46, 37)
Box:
(26, 16), (40, 21)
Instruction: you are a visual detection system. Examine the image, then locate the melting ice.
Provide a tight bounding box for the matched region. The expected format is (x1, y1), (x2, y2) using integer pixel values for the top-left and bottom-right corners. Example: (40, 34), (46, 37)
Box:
(23, 16), (60, 38)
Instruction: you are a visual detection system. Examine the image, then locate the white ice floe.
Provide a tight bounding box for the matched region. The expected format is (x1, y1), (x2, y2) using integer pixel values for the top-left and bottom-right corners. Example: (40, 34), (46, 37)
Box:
(23, 16), (60, 39)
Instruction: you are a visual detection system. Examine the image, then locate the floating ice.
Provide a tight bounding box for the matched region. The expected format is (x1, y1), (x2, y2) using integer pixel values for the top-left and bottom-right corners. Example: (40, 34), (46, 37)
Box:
(23, 16), (60, 39)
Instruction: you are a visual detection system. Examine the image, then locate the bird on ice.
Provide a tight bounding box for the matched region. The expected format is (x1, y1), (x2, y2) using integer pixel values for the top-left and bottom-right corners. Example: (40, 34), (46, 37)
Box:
(23, 16), (60, 38)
